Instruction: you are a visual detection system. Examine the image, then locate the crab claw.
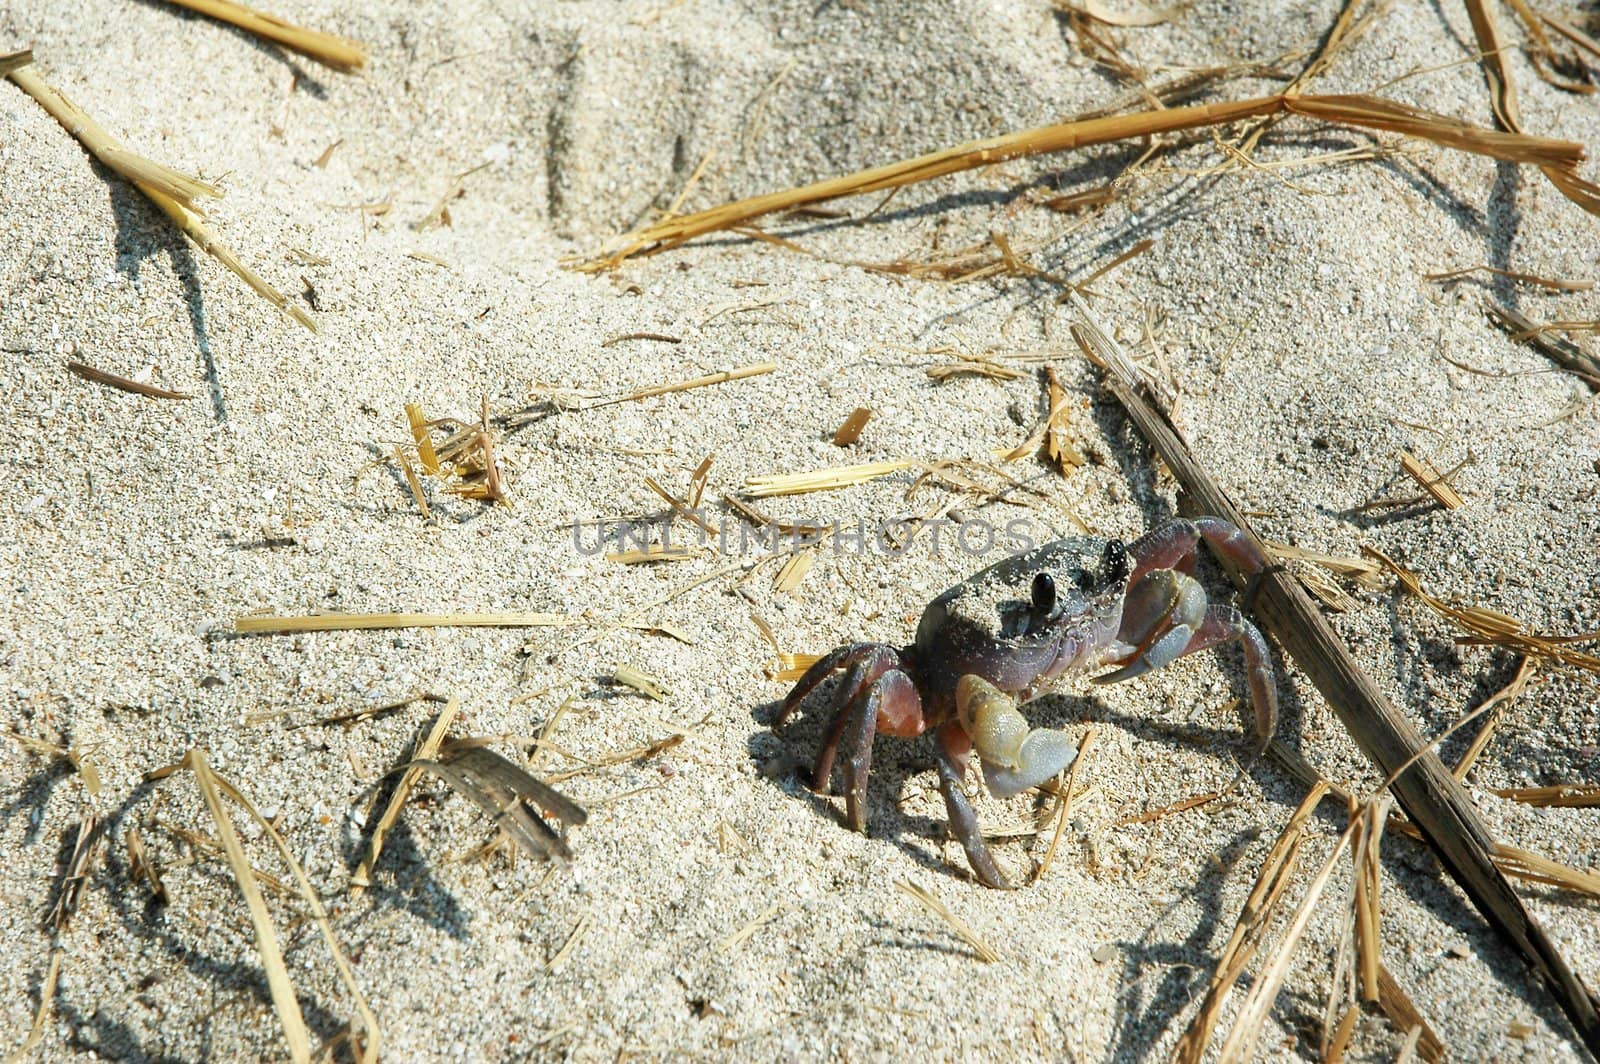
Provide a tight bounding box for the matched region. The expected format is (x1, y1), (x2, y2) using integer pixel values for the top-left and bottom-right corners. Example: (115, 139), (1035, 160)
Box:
(956, 674), (1079, 799)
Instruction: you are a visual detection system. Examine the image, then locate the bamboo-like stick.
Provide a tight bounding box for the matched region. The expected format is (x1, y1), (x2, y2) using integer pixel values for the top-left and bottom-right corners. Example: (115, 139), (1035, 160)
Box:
(1073, 294), (1600, 1053)
(162, 0), (366, 71)
(5, 57), (316, 332)
(586, 91), (1598, 267)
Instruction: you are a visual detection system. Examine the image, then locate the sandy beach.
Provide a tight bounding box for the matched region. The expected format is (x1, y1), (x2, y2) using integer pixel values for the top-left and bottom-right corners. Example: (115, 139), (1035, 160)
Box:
(2, 0), (1598, 1059)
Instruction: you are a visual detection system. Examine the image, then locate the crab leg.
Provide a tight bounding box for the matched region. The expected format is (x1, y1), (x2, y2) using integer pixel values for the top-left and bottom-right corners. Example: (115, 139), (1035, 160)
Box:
(933, 722), (1014, 889)
(1096, 600), (1279, 753)
(837, 666), (921, 832)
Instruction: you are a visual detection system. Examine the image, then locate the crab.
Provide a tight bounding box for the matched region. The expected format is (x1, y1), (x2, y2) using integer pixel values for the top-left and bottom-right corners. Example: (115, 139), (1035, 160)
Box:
(776, 516), (1279, 888)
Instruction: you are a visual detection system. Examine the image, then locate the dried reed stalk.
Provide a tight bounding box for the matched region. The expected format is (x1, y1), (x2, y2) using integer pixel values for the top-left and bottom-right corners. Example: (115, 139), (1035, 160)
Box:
(5, 58), (316, 331)
(587, 91), (1598, 267)
(162, 0), (367, 70)
(1076, 295), (1600, 1051)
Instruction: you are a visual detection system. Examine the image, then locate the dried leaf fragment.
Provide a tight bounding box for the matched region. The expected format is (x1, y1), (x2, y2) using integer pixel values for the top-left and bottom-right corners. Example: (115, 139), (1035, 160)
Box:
(610, 664), (669, 702)
(832, 407), (872, 446)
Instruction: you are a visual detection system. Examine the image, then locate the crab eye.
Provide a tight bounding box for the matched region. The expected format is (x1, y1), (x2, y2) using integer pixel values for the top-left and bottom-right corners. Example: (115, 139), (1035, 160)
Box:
(1030, 571), (1056, 616)
(1102, 539), (1130, 587)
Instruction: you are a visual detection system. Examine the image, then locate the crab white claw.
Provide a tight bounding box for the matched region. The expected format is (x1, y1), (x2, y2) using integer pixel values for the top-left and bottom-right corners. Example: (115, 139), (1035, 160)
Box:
(957, 674), (1079, 799)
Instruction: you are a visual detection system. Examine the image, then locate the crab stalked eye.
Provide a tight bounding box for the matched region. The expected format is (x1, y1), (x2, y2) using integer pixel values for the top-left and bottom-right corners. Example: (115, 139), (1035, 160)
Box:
(1102, 539), (1130, 588)
(1030, 571), (1056, 616)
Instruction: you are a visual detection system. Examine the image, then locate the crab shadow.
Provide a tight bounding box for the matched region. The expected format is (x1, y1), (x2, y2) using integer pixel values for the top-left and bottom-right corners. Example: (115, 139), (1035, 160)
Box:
(751, 676), (1280, 891)
(749, 693), (972, 884)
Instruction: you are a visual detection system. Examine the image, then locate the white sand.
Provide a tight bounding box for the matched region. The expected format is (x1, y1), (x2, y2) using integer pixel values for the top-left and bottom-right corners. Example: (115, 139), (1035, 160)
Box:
(2, 0), (1597, 1059)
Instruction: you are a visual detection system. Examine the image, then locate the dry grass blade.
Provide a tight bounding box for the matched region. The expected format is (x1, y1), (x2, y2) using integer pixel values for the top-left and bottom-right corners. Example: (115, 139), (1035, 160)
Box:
(4, 948), (61, 1064)
(1452, 655), (1535, 779)
(157, 822), (296, 897)
(204, 770), (381, 1060)
(1398, 450), (1465, 509)
(772, 651), (822, 683)
(1490, 784), (1600, 808)
(351, 699), (461, 895)
(718, 902), (786, 953)
(1543, 12), (1600, 60)
(6, 62), (315, 331)
(1426, 263), (1594, 291)
(586, 91), (1596, 266)
(1077, 294), (1600, 1050)
(545, 912), (591, 972)
(404, 403), (441, 474)
(1461, 0), (1600, 214)
(182, 749), (311, 1063)
(1044, 366), (1086, 474)
(569, 362), (776, 410)
(48, 815), (103, 931)
(411, 744), (588, 861)
(743, 460), (913, 498)
(1174, 782), (1328, 1063)
(1263, 540), (1384, 585)
(606, 545), (698, 564)
(926, 355), (1026, 381)
(1504, 0), (1595, 93)
(126, 824), (168, 905)
(1484, 300), (1600, 390)
(1378, 964), (1446, 1063)
(773, 549), (816, 594)
(161, 0), (367, 70)
(1113, 791), (1220, 826)
(415, 161), (489, 230)
(234, 611), (575, 633)
(1218, 816), (1357, 1063)
(1491, 844), (1600, 898)
(0, 48), (32, 75)
(1038, 727), (1096, 881)
(1366, 546), (1600, 672)
(1353, 797), (1391, 1002)
(67, 360), (193, 400)
(895, 880), (1000, 963)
